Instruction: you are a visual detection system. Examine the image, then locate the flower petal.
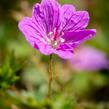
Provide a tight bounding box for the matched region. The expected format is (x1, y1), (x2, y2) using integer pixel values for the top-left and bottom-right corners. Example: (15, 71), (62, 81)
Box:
(18, 17), (54, 55)
(71, 46), (109, 71)
(40, 0), (61, 33)
(54, 49), (74, 59)
(34, 38), (54, 55)
(59, 5), (75, 31)
(18, 17), (46, 44)
(26, 36), (54, 55)
(63, 29), (96, 44)
(62, 4), (76, 13)
(32, 3), (47, 37)
(60, 9), (89, 32)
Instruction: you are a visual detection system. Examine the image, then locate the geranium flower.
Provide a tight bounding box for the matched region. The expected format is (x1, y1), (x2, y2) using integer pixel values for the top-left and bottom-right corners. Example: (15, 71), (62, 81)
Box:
(70, 46), (109, 71)
(18, 0), (96, 59)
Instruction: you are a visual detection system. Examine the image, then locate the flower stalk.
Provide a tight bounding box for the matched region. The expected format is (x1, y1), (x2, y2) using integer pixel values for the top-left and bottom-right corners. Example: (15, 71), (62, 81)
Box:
(48, 54), (53, 98)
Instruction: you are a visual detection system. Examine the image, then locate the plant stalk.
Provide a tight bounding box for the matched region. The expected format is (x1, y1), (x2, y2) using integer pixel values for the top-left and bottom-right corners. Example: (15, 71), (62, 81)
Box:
(48, 54), (53, 98)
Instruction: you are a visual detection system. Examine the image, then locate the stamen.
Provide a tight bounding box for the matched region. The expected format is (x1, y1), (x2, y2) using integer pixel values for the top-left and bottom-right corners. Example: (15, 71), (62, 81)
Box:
(48, 32), (53, 36)
(61, 32), (64, 36)
(53, 28), (57, 34)
(60, 38), (65, 43)
(54, 42), (58, 46)
(46, 28), (65, 49)
(44, 35), (51, 43)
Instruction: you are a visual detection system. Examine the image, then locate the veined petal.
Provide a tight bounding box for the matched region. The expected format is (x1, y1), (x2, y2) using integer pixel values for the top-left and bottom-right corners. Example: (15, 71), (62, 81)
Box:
(57, 43), (75, 51)
(62, 4), (76, 13)
(54, 43), (74, 59)
(34, 38), (54, 55)
(60, 9), (89, 32)
(18, 17), (46, 44)
(26, 36), (54, 55)
(18, 17), (54, 55)
(60, 4), (76, 31)
(32, 3), (47, 37)
(63, 29), (96, 44)
(54, 49), (74, 59)
(72, 11), (89, 30)
(41, 0), (61, 33)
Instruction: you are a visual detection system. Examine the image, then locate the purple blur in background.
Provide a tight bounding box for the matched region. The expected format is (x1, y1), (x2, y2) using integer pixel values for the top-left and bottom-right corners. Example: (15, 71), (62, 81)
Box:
(18, 0), (96, 59)
(70, 46), (109, 71)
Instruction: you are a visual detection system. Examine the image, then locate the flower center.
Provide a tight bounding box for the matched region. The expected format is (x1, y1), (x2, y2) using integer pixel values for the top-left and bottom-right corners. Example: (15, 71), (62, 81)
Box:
(45, 28), (65, 49)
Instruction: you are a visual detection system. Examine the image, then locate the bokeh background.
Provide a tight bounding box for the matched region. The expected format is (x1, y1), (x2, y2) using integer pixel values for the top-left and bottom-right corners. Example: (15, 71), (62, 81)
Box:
(0, 0), (109, 109)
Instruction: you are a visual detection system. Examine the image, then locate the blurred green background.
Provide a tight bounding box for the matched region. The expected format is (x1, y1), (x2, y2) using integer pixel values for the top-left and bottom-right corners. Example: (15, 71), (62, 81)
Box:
(0, 0), (109, 109)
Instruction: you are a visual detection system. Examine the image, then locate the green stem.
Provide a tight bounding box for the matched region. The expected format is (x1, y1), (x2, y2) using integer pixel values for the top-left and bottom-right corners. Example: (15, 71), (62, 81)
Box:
(48, 54), (53, 98)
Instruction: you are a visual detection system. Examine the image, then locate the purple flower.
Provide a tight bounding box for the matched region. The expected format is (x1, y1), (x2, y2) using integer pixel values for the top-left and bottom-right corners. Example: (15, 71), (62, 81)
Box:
(18, 0), (96, 59)
(70, 46), (109, 71)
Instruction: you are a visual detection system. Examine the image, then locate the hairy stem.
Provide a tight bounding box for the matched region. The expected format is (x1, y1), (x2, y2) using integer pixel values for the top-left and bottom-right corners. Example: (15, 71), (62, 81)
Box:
(48, 54), (53, 98)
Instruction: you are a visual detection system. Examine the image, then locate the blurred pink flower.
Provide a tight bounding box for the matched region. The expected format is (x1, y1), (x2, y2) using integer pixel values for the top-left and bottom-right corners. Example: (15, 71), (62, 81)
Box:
(70, 46), (109, 71)
(18, 0), (96, 59)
